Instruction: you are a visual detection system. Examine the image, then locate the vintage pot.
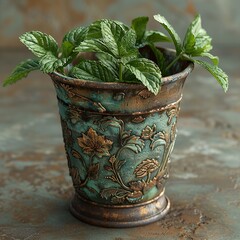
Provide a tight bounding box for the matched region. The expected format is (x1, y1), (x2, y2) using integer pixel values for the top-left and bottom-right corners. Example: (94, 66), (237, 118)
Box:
(50, 51), (193, 228)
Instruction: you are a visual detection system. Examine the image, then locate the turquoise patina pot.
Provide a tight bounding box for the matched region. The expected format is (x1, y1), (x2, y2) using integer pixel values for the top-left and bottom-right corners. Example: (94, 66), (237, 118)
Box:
(50, 50), (193, 227)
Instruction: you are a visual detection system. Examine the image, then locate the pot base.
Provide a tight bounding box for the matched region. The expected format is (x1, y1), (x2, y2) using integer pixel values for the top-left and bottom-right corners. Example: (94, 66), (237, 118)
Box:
(69, 192), (170, 228)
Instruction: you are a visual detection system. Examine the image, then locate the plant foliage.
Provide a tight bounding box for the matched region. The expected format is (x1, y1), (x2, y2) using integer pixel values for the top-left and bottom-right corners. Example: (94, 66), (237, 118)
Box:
(3, 14), (228, 93)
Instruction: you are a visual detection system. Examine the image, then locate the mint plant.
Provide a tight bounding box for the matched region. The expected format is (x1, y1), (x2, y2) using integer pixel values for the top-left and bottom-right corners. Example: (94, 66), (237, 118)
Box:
(3, 14), (228, 94)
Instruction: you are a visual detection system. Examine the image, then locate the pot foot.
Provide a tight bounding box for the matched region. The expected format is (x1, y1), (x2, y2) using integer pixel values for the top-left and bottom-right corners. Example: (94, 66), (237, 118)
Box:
(69, 193), (170, 228)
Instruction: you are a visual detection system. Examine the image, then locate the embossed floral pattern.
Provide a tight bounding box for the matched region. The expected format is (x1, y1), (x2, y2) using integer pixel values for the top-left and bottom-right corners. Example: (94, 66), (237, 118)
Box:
(141, 124), (156, 140)
(88, 163), (100, 180)
(78, 128), (113, 158)
(69, 167), (81, 187)
(166, 106), (180, 125)
(68, 105), (82, 124)
(64, 106), (178, 204)
(134, 159), (159, 178)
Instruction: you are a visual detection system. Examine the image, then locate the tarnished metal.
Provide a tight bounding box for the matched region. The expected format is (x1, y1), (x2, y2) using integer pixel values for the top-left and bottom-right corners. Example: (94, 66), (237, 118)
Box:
(70, 191), (170, 227)
(49, 51), (193, 227)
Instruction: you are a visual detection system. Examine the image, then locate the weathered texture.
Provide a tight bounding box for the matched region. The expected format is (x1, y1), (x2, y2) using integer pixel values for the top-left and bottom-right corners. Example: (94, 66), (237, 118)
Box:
(0, 47), (240, 238)
(48, 55), (192, 227)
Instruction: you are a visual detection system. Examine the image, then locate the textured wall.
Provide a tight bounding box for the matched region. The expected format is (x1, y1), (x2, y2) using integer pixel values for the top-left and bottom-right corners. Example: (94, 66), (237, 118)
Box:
(0, 0), (239, 48)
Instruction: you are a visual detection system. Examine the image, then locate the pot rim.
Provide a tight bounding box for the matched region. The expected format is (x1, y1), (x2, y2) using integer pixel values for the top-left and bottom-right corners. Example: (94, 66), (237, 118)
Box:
(50, 48), (194, 90)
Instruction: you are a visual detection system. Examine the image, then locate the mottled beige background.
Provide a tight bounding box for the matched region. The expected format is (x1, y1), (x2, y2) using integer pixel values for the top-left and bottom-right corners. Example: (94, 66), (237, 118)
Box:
(0, 0), (239, 48)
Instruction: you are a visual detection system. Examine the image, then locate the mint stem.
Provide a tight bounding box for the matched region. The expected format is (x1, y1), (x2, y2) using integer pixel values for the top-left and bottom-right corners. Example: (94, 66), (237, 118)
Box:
(119, 61), (123, 81)
(165, 52), (183, 72)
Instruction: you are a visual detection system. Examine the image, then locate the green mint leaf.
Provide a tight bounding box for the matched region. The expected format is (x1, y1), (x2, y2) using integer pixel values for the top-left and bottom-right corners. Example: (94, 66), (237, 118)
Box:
(195, 60), (228, 92)
(148, 44), (166, 74)
(79, 20), (137, 59)
(61, 27), (87, 58)
(145, 31), (171, 43)
(75, 39), (112, 55)
(99, 59), (119, 77)
(194, 33), (212, 55)
(86, 20), (103, 39)
(96, 53), (119, 76)
(183, 14), (201, 52)
(96, 52), (116, 62)
(19, 31), (58, 57)
(101, 20), (135, 58)
(153, 14), (182, 55)
(122, 68), (139, 83)
(200, 52), (219, 65)
(39, 52), (68, 73)
(62, 27), (87, 46)
(3, 59), (40, 86)
(60, 41), (75, 58)
(125, 58), (162, 95)
(183, 15), (212, 56)
(101, 20), (124, 57)
(70, 60), (117, 82)
(119, 28), (138, 58)
(131, 16), (149, 44)
(86, 19), (129, 40)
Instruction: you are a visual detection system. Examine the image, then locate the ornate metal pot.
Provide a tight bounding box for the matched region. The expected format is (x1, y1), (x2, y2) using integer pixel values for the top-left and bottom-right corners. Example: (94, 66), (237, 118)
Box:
(50, 51), (193, 227)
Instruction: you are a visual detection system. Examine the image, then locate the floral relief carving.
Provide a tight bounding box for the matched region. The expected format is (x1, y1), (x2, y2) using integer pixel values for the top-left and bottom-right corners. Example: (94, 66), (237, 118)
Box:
(69, 167), (81, 188)
(134, 159), (159, 178)
(68, 107), (178, 204)
(59, 83), (106, 112)
(69, 128), (112, 194)
(141, 124), (156, 140)
(77, 127), (113, 158)
(166, 105), (180, 125)
(59, 83), (76, 98)
(131, 116), (145, 123)
(101, 155), (168, 203)
(67, 105), (82, 124)
(87, 163), (100, 180)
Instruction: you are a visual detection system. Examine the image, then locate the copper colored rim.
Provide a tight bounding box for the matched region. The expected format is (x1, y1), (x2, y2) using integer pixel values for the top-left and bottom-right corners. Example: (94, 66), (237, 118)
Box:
(50, 59), (194, 90)
(69, 193), (170, 228)
(57, 95), (182, 116)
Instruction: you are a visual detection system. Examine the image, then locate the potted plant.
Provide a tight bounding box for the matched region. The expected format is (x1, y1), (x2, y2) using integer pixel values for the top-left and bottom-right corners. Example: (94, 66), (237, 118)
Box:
(3, 14), (228, 227)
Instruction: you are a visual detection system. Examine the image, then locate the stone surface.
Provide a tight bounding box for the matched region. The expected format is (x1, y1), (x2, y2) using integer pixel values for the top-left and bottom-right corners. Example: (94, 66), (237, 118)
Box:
(0, 47), (240, 239)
